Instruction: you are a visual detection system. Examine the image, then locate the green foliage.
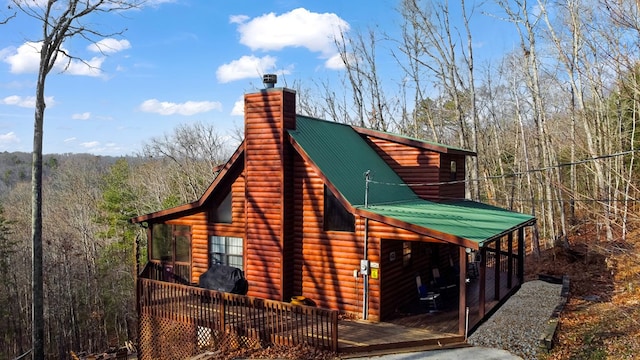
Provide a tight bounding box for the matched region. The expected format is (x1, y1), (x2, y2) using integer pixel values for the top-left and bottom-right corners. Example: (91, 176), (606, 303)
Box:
(94, 158), (139, 344)
(96, 158), (138, 239)
(0, 203), (16, 273)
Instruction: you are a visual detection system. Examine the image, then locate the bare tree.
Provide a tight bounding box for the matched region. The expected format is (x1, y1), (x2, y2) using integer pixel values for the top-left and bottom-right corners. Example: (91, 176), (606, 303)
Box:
(141, 122), (231, 204)
(10, 0), (142, 357)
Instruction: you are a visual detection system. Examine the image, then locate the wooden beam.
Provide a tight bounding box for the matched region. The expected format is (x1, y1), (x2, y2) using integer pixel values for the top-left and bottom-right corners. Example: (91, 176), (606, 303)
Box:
(518, 227), (525, 283)
(458, 246), (467, 336)
(494, 237), (501, 301)
(479, 247), (486, 318)
(507, 232), (513, 289)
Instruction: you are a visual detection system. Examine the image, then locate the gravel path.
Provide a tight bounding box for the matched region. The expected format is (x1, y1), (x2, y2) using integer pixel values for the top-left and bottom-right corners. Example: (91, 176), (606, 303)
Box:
(468, 280), (563, 360)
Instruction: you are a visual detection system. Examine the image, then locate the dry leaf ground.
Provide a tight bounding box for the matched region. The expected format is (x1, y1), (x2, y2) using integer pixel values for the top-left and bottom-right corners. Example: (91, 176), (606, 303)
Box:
(527, 226), (640, 360)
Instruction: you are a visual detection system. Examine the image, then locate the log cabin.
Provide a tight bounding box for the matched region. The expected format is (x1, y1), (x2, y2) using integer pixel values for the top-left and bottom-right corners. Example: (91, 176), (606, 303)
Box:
(131, 78), (535, 354)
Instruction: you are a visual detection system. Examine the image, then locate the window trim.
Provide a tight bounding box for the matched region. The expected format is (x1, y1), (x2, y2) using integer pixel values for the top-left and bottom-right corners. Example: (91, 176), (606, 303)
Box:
(210, 235), (244, 270)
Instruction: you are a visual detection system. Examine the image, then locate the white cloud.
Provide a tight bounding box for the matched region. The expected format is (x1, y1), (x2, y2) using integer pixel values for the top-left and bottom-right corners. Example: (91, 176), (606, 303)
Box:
(229, 14), (249, 24)
(231, 97), (244, 116)
(324, 53), (346, 70)
(3, 42), (104, 77)
(72, 112), (91, 120)
(233, 8), (349, 58)
(1, 95), (56, 108)
(216, 55), (277, 83)
(63, 56), (105, 77)
(87, 38), (131, 54)
(80, 141), (100, 149)
(3, 42), (41, 73)
(0, 132), (19, 149)
(64, 137), (76, 143)
(139, 99), (222, 116)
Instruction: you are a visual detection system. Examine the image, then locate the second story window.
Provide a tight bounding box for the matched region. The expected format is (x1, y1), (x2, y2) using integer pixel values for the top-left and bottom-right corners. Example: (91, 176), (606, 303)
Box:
(450, 160), (457, 181)
(213, 191), (232, 223)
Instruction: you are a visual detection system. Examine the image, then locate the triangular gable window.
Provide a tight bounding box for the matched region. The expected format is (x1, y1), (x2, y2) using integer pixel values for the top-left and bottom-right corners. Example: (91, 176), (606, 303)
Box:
(213, 190), (232, 223)
(324, 185), (355, 232)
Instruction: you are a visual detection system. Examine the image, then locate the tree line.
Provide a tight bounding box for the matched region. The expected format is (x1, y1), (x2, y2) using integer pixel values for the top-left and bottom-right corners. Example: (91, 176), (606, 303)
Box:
(295, 0), (640, 251)
(0, 126), (230, 358)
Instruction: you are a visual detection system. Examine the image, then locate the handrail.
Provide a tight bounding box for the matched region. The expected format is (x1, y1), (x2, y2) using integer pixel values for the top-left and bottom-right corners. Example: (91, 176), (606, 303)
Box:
(137, 278), (338, 355)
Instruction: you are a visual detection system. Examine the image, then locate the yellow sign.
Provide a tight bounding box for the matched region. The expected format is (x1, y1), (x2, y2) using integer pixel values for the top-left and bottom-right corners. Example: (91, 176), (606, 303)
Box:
(371, 268), (379, 279)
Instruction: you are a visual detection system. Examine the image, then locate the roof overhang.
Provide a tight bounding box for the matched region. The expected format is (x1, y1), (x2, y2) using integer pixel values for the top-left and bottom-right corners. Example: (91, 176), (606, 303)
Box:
(354, 126), (476, 157)
(355, 200), (536, 250)
(129, 142), (245, 224)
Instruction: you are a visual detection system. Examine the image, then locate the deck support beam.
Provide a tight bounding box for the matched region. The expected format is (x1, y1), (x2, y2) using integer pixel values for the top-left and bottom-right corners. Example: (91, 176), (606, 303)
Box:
(517, 227), (525, 283)
(478, 246), (486, 318)
(507, 232), (513, 289)
(494, 238), (501, 301)
(458, 246), (467, 335)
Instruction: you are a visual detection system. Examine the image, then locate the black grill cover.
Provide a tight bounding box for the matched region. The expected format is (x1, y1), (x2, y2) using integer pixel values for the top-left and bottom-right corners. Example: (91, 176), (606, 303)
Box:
(199, 265), (248, 295)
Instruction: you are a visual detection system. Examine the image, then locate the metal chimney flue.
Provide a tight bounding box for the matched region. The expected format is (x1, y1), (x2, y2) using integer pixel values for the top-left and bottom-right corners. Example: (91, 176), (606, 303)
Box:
(263, 74), (277, 89)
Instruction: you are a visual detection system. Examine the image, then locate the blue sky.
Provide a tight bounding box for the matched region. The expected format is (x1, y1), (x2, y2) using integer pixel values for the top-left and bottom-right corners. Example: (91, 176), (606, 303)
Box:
(0, 0), (514, 156)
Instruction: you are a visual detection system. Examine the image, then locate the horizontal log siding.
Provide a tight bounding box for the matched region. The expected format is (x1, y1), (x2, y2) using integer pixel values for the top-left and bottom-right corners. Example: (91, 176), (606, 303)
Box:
(379, 239), (433, 320)
(364, 136), (443, 201)
(164, 175), (247, 284)
(244, 90), (296, 301)
(292, 154), (382, 319)
(439, 154), (466, 201)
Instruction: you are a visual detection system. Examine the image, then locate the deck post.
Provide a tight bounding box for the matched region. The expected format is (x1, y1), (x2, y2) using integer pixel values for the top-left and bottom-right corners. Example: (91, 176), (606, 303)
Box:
(479, 246), (486, 318)
(507, 232), (513, 288)
(517, 227), (525, 283)
(494, 237), (501, 301)
(458, 246), (467, 335)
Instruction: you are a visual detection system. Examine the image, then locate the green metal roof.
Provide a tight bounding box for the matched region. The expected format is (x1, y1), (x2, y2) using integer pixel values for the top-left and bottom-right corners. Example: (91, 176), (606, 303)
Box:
(289, 116), (417, 207)
(289, 115), (535, 245)
(366, 200), (535, 245)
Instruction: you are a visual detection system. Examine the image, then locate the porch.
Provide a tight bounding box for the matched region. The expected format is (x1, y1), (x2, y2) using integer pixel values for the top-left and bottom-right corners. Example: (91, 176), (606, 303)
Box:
(136, 259), (518, 359)
(136, 278), (469, 359)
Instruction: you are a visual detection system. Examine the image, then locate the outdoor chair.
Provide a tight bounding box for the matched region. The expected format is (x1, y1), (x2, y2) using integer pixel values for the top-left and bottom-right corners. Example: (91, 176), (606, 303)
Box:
(416, 274), (441, 312)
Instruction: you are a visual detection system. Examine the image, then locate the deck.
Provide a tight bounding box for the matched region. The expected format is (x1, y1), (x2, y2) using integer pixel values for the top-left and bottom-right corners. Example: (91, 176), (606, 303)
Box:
(136, 265), (519, 359)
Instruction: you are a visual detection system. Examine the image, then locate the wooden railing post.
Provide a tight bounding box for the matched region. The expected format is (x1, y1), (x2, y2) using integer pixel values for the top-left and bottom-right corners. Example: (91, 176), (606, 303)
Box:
(507, 232), (513, 288)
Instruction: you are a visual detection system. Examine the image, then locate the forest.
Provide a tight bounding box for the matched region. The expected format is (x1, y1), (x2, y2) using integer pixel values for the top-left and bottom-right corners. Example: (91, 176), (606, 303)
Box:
(1, 0), (639, 358)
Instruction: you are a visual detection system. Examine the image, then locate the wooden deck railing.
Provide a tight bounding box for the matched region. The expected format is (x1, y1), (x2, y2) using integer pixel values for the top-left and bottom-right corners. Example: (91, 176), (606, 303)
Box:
(137, 278), (338, 359)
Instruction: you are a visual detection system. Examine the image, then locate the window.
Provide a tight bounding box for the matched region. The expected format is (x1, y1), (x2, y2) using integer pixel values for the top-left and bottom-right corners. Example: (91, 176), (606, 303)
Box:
(151, 224), (190, 262)
(213, 191), (232, 223)
(450, 160), (457, 181)
(210, 236), (243, 270)
(403, 241), (412, 267)
(323, 185), (355, 232)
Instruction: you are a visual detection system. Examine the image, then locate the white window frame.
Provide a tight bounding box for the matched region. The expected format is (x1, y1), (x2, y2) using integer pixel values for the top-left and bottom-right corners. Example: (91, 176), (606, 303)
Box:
(210, 236), (243, 270)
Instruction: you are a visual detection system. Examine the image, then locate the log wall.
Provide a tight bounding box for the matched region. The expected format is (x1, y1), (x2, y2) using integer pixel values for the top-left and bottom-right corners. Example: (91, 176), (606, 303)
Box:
(364, 136), (467, 202)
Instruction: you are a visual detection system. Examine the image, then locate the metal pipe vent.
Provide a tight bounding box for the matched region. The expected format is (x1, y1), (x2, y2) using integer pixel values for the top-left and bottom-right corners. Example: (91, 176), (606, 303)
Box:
(263, 74), (277, 88)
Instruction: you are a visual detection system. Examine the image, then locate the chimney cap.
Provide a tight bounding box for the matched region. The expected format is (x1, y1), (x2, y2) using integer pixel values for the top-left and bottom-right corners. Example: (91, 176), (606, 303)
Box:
(263, 74), (277, 88)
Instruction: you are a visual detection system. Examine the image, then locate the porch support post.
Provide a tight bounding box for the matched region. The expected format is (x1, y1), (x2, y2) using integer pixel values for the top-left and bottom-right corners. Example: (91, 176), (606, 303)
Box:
(458, 246), (467, 335)
(507, 232), (513, 289)
(517, 227), (525, 284)
(494, 237), (501, 301)
(479, 246), (487, 318)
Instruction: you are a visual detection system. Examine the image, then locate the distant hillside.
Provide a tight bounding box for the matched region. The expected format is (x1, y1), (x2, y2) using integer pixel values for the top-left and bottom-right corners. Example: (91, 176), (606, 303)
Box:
(0, 151), (123, 197)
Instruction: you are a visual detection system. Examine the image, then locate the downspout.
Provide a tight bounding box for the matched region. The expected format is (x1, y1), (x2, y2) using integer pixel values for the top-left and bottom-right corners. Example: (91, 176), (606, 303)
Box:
(362, 170), (371, 320)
